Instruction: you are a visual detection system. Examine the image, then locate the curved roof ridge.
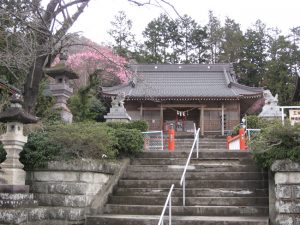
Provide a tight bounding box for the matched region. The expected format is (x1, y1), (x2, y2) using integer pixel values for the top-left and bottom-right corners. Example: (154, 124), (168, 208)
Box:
(231, 82), (263, 93)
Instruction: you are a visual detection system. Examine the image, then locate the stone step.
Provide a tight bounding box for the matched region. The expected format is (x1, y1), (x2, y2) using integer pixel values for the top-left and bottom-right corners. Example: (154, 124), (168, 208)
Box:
(113, 188), (268, 198)
(86, 214), (269, 225)
(137, 151), (252, 159)
(104, 204), (269, 216)
(33, 193), (92, 207)
(131, 158), (256, 166)
(0, 206), (85, 223)
(122, 171), (267, 180)
(108, 196), (268, 206)
(126, 164), (263, 172)
(118, 180), (268, 189)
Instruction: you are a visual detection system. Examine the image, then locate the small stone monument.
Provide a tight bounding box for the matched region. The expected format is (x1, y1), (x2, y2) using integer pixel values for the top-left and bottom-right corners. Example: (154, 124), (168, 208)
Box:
(104, 92), (131, 122)
(259, 90), (282, 119)
(0, 94), (38, 190)
(44, 52), (78, 123)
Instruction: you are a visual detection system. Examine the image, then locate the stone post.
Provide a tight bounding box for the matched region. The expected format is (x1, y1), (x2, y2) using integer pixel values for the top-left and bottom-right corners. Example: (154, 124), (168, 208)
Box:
(271, 160), (300, 225)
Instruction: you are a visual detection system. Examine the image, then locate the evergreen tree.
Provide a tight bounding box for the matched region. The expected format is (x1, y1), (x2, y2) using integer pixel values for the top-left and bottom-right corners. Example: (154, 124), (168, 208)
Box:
(108, 11), (135, 58)
(142, 14), (173, 63)
(264, 35), (300, 105)
(219, 17), (244, 63)
(206, 10), (223, 63)
(236, 20), (268, 87)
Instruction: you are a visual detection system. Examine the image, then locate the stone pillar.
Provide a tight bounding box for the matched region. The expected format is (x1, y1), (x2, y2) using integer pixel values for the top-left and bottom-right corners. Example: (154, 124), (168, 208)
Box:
(271, 160), (300, 225)
(0, 122), (27, 186)
(0, 94), (37, 191)
(44, 52), (79, 123)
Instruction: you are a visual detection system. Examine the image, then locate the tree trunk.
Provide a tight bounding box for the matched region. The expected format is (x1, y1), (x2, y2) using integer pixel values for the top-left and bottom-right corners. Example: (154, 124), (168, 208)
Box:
(23, 54), (48, 114)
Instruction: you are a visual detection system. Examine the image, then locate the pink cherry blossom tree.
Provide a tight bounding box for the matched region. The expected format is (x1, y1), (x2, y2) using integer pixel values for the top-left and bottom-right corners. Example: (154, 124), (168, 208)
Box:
(53, 40), (131, 89)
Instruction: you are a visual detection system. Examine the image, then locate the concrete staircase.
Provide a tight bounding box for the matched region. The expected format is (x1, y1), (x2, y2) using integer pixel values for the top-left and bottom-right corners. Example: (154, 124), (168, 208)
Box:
(86, 143), (269, 225)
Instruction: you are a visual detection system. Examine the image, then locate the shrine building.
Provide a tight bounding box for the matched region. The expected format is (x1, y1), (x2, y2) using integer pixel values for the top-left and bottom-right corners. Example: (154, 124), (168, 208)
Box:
(101, 64), (263, 135)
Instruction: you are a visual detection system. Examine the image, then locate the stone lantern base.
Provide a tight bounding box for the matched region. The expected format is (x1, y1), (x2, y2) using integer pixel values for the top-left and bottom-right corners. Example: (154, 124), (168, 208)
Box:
(104, 106), (131, 122)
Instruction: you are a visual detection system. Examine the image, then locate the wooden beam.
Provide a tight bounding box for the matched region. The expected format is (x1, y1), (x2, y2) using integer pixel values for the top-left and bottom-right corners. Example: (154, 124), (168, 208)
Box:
(221, 103), (224, 136)
(137, 107), (162, 111)
(200, 107), (204, 136)
(162, 104), (206, 108)
(140, 102), (143, 119)
(160, 104), (163, 130)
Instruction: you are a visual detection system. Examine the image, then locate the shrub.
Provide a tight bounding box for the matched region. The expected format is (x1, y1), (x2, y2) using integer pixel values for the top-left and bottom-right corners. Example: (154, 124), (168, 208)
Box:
(2, 122), (119, 169)
(251, 123), (300, 168)
(106, 120), (148, 132)
(114, 128), (144, 156)
(20, 131), (61, 169)
(47, 122), (118, 160)
(0, 143), (6, 163)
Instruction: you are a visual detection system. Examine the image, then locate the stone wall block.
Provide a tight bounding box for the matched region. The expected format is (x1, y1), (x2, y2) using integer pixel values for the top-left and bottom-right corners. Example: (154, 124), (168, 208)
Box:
(67, 208), (85, 221)
(294, 215), (300, 225)
(276, 185), (293, 199)
(30, 182), (49, 194)
(33, 171), (63, 182)
(276, 215), (293, 225)
(70, 183), (90, 195)
(294, 185), (300, 198)
(64, 195), (87, 207)
(79, 172), (94, 183)
(86, 183), (102, 195)
(33, 171), (79, 182)
(28, 207), (49, 221)
(48, 207), (67, 220)
(275, 172), (300, 184)
(276, 200), (300, 213)
(48, 183), (73, 195)
(35, 194), (65, 206)
(93, 173), (109, 184)
(0, 208), (28, 224)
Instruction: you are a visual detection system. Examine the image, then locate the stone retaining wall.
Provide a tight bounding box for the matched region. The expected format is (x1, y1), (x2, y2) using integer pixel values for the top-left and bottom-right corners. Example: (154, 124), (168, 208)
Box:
(0, 159), (128, 225)
(271, 160), (300, 225)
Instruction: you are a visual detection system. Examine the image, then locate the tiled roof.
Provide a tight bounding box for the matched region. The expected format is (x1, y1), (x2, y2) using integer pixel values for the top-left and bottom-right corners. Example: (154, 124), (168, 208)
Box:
(102, 64), (263, 100)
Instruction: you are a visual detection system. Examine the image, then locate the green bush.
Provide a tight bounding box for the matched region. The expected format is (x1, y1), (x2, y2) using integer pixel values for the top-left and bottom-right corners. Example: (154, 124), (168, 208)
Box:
(1, 121), (145, 169)
(0, 143), (6, 163)
(251, 123), (300, 168)
(106, 120), (148, 132)
(20, 131), (62, 169)
(47, 122), (118, 160)
(114, 128), (144, 156)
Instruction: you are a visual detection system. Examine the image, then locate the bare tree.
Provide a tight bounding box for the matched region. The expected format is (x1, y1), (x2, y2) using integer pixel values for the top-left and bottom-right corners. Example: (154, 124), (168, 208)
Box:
(0, 0), (179, 114)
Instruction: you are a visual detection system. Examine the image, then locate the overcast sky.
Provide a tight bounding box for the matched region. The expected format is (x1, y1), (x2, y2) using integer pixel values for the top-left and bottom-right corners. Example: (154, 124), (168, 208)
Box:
(69, 0), (300, 45)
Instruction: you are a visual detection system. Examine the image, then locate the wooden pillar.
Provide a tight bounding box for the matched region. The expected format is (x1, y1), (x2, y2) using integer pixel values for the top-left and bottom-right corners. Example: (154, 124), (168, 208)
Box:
(160, 104), (164, 130)
(221, 103), (224, 136)
(140, 102), (143, 119)
(200, 107), (204, 136)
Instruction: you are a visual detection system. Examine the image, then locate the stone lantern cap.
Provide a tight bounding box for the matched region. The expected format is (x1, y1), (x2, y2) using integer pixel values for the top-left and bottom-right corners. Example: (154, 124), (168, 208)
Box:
(43, 52), (78, 80)
(0, 94), (38, 124)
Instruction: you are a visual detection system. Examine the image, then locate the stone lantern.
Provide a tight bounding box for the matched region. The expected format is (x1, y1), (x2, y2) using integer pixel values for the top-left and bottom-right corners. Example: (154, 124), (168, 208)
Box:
(44, 52), (78, 123)
(0, 94), (38, 190)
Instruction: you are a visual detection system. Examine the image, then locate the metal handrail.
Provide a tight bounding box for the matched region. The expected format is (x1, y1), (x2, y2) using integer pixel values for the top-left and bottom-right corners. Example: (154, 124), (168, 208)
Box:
(180, 128), (200, 206)
(157, 184), (175, 225)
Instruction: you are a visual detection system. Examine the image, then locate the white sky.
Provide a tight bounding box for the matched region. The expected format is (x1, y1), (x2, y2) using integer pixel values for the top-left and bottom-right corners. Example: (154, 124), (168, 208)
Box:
(69, 0), (300, 45)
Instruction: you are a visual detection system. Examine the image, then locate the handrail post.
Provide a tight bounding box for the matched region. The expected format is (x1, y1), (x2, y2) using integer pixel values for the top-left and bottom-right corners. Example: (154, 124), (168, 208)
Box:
(183, 178), (185, 206)
(196, 133), (199, 159)
(169, 193), (172, 225)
